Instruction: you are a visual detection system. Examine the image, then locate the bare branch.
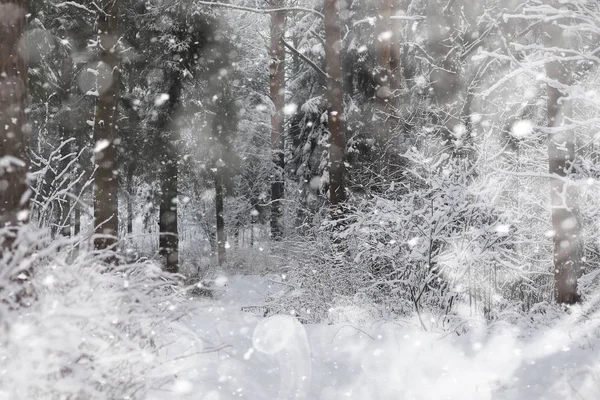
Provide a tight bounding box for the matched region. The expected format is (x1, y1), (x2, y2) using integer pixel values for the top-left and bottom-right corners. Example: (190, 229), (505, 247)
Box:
(195, 1), (324, 19)
(281, 38), (330, 80)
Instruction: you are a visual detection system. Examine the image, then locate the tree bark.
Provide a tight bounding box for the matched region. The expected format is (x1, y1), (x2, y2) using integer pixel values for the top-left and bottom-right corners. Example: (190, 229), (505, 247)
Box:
(93, 0), (120, 250)
(269, 0), (286, 239)
(158, 77), (181, 274)
(389, 0), (401, 97)
(375, 0), (392, 103)
(215, 172), (226, 265)
(374, 0), (395, 174)
(545, 19), (581, 304)
(58, 53), (75, 238)
(74, 131), (83, 238)
(0, 0), (29, 237)
(426, 0), (461, 137)
(126, 164), (133, 235)
(58, 139), (71, 237)
(324, 0), (346, 212)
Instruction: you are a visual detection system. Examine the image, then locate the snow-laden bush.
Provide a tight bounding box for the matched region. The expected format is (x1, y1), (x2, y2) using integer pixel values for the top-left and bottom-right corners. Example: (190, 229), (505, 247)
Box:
(0, 227), (195, 399)
(272, 157), (534, 326)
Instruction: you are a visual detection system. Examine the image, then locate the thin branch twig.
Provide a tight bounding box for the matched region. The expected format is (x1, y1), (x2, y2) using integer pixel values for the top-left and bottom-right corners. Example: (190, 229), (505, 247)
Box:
(195, 1), (324, 19)
(281, 38), (329, 79)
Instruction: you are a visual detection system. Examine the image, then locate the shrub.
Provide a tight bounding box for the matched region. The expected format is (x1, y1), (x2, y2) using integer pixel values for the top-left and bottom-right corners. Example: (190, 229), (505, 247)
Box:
(0, 226), (194, 399)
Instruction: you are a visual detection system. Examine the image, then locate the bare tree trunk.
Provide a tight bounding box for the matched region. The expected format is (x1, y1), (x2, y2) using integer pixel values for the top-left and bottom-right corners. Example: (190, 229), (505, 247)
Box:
(389, 0), (402, 98)
(545, 20), (581, 304)
(74, 134), (83, 238)
(58, 54), (75, 238)
(250, 211), (256, 247)
(58, 139), (71, 237)
(74, 200), (81, 236)
(324, 0), (346, 212)
(269, 0), (286, 240)
(159, 163), (178, 272)
(158, 77), (181, 274)
(215, 172), (226, 265)
(374, 0), (394, 178)
(0, 0), (29, 238)
(93, 0), (120, 250)
(375, 0), (392, 102)
(126, 164), (133, 235)
(426, 0), (461, 138)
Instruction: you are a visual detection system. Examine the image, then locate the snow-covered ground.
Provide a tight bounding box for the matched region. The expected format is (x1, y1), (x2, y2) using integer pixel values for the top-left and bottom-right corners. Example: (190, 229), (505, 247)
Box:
(149, 275), (600, 400)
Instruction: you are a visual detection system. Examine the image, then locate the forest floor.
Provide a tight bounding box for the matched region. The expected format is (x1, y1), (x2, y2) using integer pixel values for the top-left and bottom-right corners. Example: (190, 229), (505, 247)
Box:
(148, 275), (600, 400)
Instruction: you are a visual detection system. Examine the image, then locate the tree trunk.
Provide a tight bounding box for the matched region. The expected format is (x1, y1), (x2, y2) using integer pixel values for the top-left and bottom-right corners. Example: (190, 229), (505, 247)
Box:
(545, 19), (581, 304)
(0, 0), (29, 238)
(93, 0), (120, 250)
(158, 77), (181, 274)
(375, 0), (392, 103)
(324, 0), (346, 213)
(58, 54), (75, 238)
(426, 0), (461, 138)
(74, 200), (81, 236)
(215, 172), (226, 265)
(389, 0), (402, 97)
(74, 133), (83, 238)
(269, 0), (286, 240)
(126, 164), (133, 235)
(159, 163), (178, 272)
(374, 0), (394, 177)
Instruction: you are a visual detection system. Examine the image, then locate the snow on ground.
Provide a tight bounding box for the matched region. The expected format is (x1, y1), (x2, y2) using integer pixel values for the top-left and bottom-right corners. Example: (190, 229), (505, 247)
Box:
(149, 275), (600, 400)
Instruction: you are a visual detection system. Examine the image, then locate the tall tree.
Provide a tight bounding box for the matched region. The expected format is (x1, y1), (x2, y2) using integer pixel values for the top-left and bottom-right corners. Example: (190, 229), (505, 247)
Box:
(207, 79), (238, 265)
(426, 0), (461, 139)
(375, 0), (392, 102)
(157, 76), (181, 273)
(324, 0), (346, 212)
(545, 16), (581, 304)
(389, 0), (401, 97)
(374, 0), (394, 173)
(269, 0), (286, 239)
(214, 167), (226, 265)
(93, 0), (120, 250)
(0, 0), (29, 234)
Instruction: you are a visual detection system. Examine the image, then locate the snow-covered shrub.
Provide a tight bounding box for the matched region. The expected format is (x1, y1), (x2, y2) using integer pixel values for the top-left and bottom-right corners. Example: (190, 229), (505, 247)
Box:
(0, 227), (195, 399)
(273, 157), (533, 326)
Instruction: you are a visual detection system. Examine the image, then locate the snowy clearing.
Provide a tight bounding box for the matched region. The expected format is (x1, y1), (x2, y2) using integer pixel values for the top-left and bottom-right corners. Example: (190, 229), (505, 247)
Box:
(151, 275), (600, 400)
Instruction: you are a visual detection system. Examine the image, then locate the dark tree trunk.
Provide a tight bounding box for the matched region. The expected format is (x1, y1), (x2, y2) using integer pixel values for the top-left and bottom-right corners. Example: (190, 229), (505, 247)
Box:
(269, 0), (286, 240)
(389, 0), (402, 97)
(93, 0), (120, 250)
(58, 53), (75, 238)
(0, 0), (29, 238)
(426, 0), (461, 138)
(126, 164), (133, 235)
(74, 133), (83, 238)
(159, 164), (178, 272)
(158, 77), (181, 274)
(341, 0), (355, 97)
(215, 172), (226, 265)
(375, 0), (391, 102)
(74, 200), (81, 236)
(58, 139), (71, 237)
(545, 19), (581, 304)
(324, 0), (346, 212)
(374, 0), (394, 176)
